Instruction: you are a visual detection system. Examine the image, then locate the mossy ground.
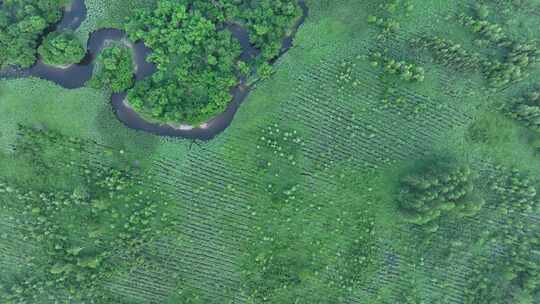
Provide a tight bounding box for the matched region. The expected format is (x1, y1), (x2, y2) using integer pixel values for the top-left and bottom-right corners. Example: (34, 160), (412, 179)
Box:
(1, 0), (539, 302)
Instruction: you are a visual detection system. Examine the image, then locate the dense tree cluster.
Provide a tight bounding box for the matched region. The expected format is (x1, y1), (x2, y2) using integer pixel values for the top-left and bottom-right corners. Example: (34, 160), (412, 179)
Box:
(89, 44), (134, 93)
(474, 25), (540, 88)
(505, 88), (540, 131)
(0, 126), (174, 302)
(454, 11), (539, 88)
(398, 160), (484, 232)
(458, 14), (509, 48)
(408, 6), (540, 89)
(242, 124), (383, 303)
(124, 0), (302, 125)
(466, 238), (540, 304)
(465, 168), (540, 303)
(506, 42), (540, 69)
(125, 1), (242, 124)
(38, 31), (86, 66)
(485, 41), (540, 88)
(416, 34), (539, 88)
(0, 0), (65, 68)
(241, 0), (302, 60)
(413, 36), (482, 71)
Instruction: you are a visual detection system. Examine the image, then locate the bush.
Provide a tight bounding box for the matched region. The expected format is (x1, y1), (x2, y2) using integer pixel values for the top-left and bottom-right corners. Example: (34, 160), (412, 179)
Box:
(414, 36), (482, 71)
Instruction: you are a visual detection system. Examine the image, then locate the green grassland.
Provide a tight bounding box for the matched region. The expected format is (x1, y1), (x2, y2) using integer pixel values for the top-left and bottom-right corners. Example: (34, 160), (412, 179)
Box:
(75, 0), (155, 43)
(1, 0), (540, 303)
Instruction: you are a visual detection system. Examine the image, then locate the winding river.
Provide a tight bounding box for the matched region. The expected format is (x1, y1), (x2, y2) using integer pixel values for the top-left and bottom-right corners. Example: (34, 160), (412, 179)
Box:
(0, 0), (308, 140)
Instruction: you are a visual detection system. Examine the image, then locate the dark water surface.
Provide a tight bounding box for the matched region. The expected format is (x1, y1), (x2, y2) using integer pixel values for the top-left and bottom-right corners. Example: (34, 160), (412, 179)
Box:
(0, 0), (309, 140)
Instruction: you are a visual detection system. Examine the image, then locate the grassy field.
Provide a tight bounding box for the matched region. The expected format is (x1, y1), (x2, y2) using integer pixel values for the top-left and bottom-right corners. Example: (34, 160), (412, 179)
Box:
(75, 0), (155, 43)
(1, 0), (540, 302)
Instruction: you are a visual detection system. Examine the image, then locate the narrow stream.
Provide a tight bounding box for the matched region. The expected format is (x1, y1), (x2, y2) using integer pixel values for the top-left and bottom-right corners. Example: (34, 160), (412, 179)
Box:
(0, 0), (309, 140)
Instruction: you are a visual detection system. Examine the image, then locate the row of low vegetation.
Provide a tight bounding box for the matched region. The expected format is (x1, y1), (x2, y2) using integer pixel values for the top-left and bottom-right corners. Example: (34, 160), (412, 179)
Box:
(0, 126), (175, 302)
(366, 2), (540, 302)
(464, 167), (540, 304)
(0, 122), (387, 303)
(3, 125), (536, 303)
(240, 123), (383, 303)
(1, 0), (538, 303)
(335, 54), (428, 116)
(243, 123), (537, 303)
